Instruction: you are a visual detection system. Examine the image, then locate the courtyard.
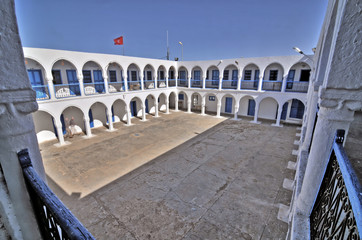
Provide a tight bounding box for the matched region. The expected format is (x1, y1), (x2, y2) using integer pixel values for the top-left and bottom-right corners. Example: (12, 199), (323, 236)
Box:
(40, 111), (299, 239)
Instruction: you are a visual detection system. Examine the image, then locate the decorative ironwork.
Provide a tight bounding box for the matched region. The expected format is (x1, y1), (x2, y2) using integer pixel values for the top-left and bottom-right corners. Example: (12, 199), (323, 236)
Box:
(18, 149), (95, 240)
(310, 135), (361, 239)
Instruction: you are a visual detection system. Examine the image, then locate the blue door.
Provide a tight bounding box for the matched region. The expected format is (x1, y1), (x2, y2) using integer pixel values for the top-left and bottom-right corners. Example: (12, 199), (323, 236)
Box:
(66, 70), (80, 95)
(225, 97), (232, 113)
(88, 109), (94, 128)
(93, 70), (104, 93)
(145, 99), (149, 113)
(281, 103), (288, 120)
(28, 69), (47, 99)
(60, 114), (66, 134)
(130, 101), (137, 117)
(247, 99), (255, 116)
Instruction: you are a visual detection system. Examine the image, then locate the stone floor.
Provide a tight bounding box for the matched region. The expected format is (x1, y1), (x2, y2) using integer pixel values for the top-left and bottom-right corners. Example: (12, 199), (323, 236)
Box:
(40, 111), (298, 240)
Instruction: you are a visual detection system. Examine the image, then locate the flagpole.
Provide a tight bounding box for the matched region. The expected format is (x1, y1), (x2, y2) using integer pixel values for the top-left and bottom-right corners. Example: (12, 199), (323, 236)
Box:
(123, 45), (124, 56)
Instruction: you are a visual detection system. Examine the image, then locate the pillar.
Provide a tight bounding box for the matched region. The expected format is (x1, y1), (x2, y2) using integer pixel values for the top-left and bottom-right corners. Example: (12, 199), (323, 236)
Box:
(237, 75), (241, 91)
(258, 75), (263, 91)
(83, 115), (92, 137)
(141, 104), (147, 121)
(234, 103), (240, 120)
(202, 76), (206, 89)
(187, 98), (192, 113)
(166, 75), (169, 88)
(106, 108), (114, 130)
(218, 76), (223, 90)
(46, 77), (56, 100)
(272, 103), (283, 127)
(126, 105), (132, 125)
(252, 102), (260, 123)
(216, 98), (222, 117)
(78, 75), (85, 96)
(188, 76), (191, 88)
(104, 76), (109, 94)
(201, 96), (206, 115)
(175, 93), (179, 111)
(154, 101), (159, 117)
(281, 75), (287, 92)
(124, 73), (128, 92)
(300, 90), (319, 152)
(140, 74), (144, 90)
(165, 99), (170, 114)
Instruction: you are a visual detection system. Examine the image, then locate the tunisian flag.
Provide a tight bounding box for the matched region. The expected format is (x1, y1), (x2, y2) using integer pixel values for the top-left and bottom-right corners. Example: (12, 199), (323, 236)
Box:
(114, 36), (123, 45)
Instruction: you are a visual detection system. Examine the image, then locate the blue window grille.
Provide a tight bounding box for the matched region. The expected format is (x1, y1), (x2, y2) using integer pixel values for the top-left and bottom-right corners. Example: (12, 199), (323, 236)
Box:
(66, 70), (80, 95)
(93, 70), (104, 93)
(179, 71), (186, 85)
(289, 99), (305, 119)
(194, 70), (201, 85)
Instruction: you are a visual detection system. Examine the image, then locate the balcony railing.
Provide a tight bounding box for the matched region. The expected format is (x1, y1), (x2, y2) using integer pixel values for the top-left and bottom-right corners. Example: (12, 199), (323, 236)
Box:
(32, 85), (50, 100)
(128, 80), (141, 91)
(310, 130), (361, 239)
(54, 83), (81, 98)
(178, 79), (188, 87)
(191, 79), (202, 88)
(168, 79), (176, 87)
(108, 82), (125, 93)
(222, 80), (238, 90)
(285, 81), (309, 93)
(205, 79), (219, 89)
(240, 80), (258, 90)
(158, 79), (167, 88)
(83, 82), (105, 95)
(144, 80), (155, 89)
(18, 149), (95, 240)
(262, 80), (282, 91)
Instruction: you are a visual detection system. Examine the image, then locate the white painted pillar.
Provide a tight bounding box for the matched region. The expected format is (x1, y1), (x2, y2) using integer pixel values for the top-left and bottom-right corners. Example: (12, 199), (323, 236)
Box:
(237, 75), (241, 90)
(272, 104), (283, 127)
(141, 103), (147, 121)
(234, 102), (240, 120)
(165, 99), (170, 114)
(175, 93), (179, 111)
(202, 76), (206, 89)
(46, 77), (56, 100)
(78, 76), (85, 96)
(175, 74), (178, 87)
(201, 96), (206, 115)
(54, 119), (65, 145)
(154, 74), (158, 89)
(252, 102), (260, 123)
(104, 76), (109, 94)
(258, 75), (263, 91)
(218, 76), (223, 90)
(166, 75), (169, 88)
(154, 101), (159, 117)
(126, 105), (132, 125)
(124, 73), (128, 92)
(296, 106), (354, 215)
(83, 115), (92, 137)
(216, 98), (222, 117)
(106, 108), (114, 130)
(140, 74), (144, 90)
(187, 98), (192, 113)
(188, 76), (191, 88)
(281, 75), (287, 92)
(300, 90), (319, 152)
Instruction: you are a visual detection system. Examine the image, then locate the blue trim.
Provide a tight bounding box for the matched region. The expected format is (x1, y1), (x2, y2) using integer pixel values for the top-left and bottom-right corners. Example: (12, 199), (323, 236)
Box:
(281, 102), (288, 120)
(225, 97), (232, 113)
(88, 109), (94, 128)
(60, 114), (66, 134)
(66, 70), (80, 95)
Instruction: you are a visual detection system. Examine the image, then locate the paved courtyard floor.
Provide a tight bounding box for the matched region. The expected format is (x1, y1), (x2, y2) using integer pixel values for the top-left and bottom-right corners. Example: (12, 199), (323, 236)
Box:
(40, 111), (298, 239)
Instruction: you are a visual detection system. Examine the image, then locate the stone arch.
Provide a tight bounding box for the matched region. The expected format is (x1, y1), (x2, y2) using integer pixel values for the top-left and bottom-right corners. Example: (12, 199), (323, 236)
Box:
(258, 97), (279, 120)
(238, 95), (257, 117)
(107, 62), (125, 93)
(112, 99), (127, 123)
(32, 110), (57, 143)
(51, 59), (80, 98)
(281, 98), (306, 121)
(145, 93), (157, 115)
(25, 58), (50, 99)
(143, 64), (156, 89)
(285, 62), (312, 93)
(242, 63), (260, 90)
(221, 64), (239, 89)
(191, 92), (203, 112)
(88, 102), (108, 128)
(221, 93), (237, 114)
(169, 91), (177, 109)
(129, 96), (143, 118)
(127, 63), (141, 91)
(168, 66), (177, 87)
(61, 106), (86, 135)
(205, 65), (220, 89)
(82, 61), (105, 95)
(157, 65), (167, 88)
(191, 66), (203, 88)
(205, 92), (218, 115)
(177, 90), (188, 110)
(178, 66), (188, 87)
(158, 93), (167, 112)
(263, 62), (284, 81)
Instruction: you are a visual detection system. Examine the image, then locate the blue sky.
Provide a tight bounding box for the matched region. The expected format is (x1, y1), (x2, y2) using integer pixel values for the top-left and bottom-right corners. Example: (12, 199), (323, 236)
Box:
(15, 0), (328, 60)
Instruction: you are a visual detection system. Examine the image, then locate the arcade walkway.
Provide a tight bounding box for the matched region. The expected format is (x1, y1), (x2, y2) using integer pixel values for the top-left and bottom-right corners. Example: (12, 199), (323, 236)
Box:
(40, 112), (298, 239)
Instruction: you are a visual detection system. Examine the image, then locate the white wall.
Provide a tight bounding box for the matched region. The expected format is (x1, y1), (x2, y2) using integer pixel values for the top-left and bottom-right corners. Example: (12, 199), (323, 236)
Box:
(113, 100), (127, 122)
(258, 98), (278, 119)
(239, 96), (254, 116)
(33, 111), (57, 143)
(90, 103), (107, 127)
(205, 94), (217, 113)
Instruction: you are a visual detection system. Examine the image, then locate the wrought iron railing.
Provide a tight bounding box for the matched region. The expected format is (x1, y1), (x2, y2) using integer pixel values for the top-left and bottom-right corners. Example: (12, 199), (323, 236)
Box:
(54, 83), (81, 98)
(261, 80), (282, 91)
(310, 130), (362, 239)
(18, 149), (95, 240)
(32, 85), (50, 100)
(205, 79), (219, 89)
(221, 79), (238, 89)
(240, 80), (258, 90)
(285, 81), (309, 93)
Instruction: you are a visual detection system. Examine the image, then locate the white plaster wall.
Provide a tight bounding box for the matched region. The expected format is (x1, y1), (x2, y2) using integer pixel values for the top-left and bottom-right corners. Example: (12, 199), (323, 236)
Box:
(205, 95), (217, 113)
(169, 93), (176, 108)
(90, 103), (107, 128)
(25, 58), (46, 81)
(264, 63), (284, 80)
(239, 96), (254, 116)
(32, 111), (57, 143)
(191, 94), (201, 109)
(146, 95), (156, 114)
(258, 98), (278, 119)
(62, 107), (85, 133)
(108, 64), (123, 81)
(112, 100), (127, 122)
(158, 94), (167, 112)
(191, 67), (202, 79)
(223, 65), (238, 80)
(178, 92), (187, 109)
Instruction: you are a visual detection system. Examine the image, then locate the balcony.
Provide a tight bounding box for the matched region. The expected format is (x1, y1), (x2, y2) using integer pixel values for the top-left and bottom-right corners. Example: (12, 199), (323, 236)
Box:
(240, 80), (258, 90)
(191, 79), (202, 88)
(108, 82), (125, 93)
(262, 80), (282, 91)
(83, 82), (106, 95)
(144, 80), (155, 89)
(178, 79), (188, 87)
(168, 79), (176, 87)
(285, 81), (309, 93)
(54, 83), (81, 98)
(128, 80), (141, 91)
(32, 85), (50, 100)
(222, 80), (238, 90)
(205, 79), (219, 89)
(157, 79), (167, 88)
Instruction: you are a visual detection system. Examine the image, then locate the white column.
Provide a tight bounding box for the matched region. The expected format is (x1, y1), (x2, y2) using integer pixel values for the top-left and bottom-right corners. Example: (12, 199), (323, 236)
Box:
(237, 75), (241, 91)
(216, 98), (222, 117)
(188, 76), (191, 88)
(140, 74), (144, 90)
(141, 103), (147, 121)
(154, 101), (159, 117)
(165, 99), (170, 114)
(104, 76), (109, 94)
(281, 75), (287, 92)
(175, 93), (179, 111)
(300, 90), (318, 152)
(296, 106), (354, 215)
(175, 73), (178, 87)
(201, 96), (206, 115)
(218, 76), (223, 90)
(187, 98), (192, 113)
(234, 102), (240, 120)
(258, 75), (263, 91)
(154, 74), (158, 89)
(106, 107), (114, 131)
(202, 76), (206, 89)
(272, 104), (283, 127)
(78, 76), (85, 96)
(54, 119), (65, 145)
(124, 73), (128, 92)
(166, 75), (169, 88)
(83, 115), (92, 137)
(252, 102), (260, 123)
(126, 105), (132, 125)
(46, 77), (56, 100)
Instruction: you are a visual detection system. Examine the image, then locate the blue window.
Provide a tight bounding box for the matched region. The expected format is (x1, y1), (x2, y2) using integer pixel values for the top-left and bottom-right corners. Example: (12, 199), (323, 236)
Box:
(212, 70), (219, 85)
(223, 70), (229, 80)
(66, 70), (80, 95)
(194, 70), (201, 85)
(179, 71), (186, 85)
(179, 94), (184, 100)
(130, 101), (137, 117)
(290, 99), (305, 119)
(287, 70), (295, 89)
(247, 99), (255, 116)
(225, 97), (232, 113)
(209, 96), (215, 101)
(147, 71), (152, 80)
(145, 99), (149, 113)
(269, 70), (278, 81)
(254, 70), (260, 88)
(109, 70), (117, 82)
(52, 70), (62, 84)
(131, 71), (137, 81)
(88, 109), (94, 128)
(93, 70), (104, 93)
(27, 69), (44, 86)
(82, 70), (92, 83)
(244, 70), (252, 80)
(232, 70), (238, 86)
(281, 102), (288, 120)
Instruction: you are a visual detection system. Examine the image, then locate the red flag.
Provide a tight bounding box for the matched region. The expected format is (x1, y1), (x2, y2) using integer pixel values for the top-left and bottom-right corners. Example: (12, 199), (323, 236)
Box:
(114, 36), (123, 45)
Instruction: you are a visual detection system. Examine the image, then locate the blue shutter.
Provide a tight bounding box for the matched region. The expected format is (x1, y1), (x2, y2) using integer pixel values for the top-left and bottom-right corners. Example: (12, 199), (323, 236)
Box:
(88, 109), (94, 128)
(281, 103), (288, 120)
(248, 99), (255, 116)
(60, 114), (66, 134)
(145, 99), (149, 113)
(225, 97), (233, 113)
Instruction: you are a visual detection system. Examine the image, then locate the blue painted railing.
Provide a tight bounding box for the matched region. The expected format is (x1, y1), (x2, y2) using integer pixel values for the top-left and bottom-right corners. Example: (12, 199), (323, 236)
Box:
(205, 79), (219, 89)
(262, 80), (282, 91)
(54, 83), (81, 98)
(285, 81), (309, 93)
(32, 85), (50, 100)
(191, 79), (202, 88)
(83, 82), (105, 95)
(240, 80), (258, 90)
(177, 79), (188, 87)
(222, 79), (238, 89)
